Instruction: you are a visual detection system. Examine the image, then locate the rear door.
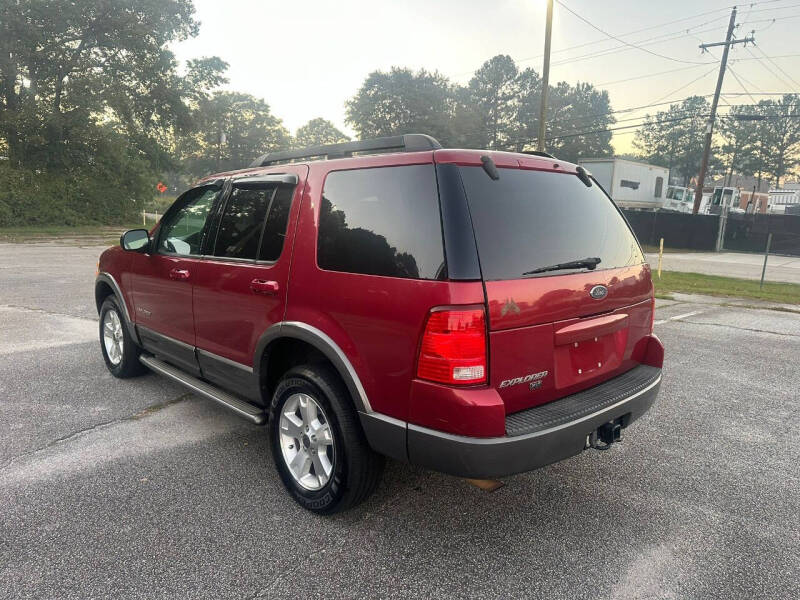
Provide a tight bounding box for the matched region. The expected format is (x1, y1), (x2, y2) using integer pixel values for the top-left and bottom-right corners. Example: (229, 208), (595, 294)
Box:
(129, 184), (222, 375)
(191, 167), (307, 400)
(457, 162), (653, 415)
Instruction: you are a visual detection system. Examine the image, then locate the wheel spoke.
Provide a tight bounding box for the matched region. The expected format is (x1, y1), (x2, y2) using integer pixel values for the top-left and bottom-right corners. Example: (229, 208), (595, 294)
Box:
(312, 452), (332, 485)
(280, 413), (303, 438)
(299, 395), (317, 426)
(316, 426), (333, 446)
(289, 450), (311, 478)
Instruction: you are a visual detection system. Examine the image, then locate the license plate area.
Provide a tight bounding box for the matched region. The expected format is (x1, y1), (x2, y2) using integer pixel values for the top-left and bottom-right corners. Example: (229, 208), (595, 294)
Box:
(554, 327), (628, 388)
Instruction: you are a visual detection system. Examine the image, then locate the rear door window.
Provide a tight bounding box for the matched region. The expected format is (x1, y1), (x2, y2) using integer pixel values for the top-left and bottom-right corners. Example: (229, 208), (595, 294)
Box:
(459, 167), (644, 281)
(317, 165), (445, 279)
(212, 183), (295, 261)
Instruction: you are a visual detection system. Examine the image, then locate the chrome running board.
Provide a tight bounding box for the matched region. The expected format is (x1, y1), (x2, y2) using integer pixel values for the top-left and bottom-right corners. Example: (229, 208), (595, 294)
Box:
(140, 354), (267, 425)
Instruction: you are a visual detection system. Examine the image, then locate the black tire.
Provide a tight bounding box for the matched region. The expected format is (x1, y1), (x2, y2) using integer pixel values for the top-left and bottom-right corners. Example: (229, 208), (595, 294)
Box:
(269, 365), (384, 515)
(99, 296), (146, 378)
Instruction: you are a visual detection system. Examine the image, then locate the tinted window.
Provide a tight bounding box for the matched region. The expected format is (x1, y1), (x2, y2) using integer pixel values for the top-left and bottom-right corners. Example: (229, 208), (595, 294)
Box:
(213, 187), (273, 259)
(318, 165), (444, 279)
(259, 186), (294, 261)
(159, 187), (219, 256)
(460, 167), (644, 281)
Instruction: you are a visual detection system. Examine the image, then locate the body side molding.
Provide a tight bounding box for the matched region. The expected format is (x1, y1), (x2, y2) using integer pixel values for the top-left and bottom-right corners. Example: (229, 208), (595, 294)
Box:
(254, 321), (373, 413)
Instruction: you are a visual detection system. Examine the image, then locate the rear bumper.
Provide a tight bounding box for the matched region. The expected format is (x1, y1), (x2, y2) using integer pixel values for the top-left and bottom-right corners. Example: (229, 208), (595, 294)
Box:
(360, 364), (662, 479)
(408, 366), (661, 478)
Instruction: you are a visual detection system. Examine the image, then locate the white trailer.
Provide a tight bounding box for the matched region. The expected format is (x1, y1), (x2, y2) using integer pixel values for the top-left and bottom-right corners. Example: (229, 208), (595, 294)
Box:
(768, 188), (800, 214)
(579, 158), (669, 210)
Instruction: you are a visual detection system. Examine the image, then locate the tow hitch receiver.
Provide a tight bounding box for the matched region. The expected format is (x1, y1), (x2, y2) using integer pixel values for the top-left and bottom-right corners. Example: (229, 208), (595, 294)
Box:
(587, 416), (627, 451)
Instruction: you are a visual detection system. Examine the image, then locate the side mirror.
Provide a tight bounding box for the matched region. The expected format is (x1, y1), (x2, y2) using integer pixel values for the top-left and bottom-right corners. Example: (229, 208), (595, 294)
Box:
(120, 229), (150, 252)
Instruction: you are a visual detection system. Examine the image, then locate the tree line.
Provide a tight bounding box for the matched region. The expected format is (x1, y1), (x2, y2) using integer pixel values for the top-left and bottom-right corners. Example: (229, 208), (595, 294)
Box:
(1, 1), (798, 227)
(633, 94), (800, 189)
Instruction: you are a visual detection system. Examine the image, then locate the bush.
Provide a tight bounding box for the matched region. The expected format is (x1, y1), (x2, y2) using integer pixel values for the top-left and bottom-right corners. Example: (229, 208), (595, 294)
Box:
(0, 130), (152, 226)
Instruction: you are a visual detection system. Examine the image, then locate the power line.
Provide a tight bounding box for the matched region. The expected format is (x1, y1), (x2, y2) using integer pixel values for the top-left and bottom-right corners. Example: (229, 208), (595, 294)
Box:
(650, 65), (721, 105)
(753, 44), (800, 89)
(595, 64), (714, 88)
(745, 46), (793, 88)
(555, 0), (712, 65)
(549, 26), (720, 68)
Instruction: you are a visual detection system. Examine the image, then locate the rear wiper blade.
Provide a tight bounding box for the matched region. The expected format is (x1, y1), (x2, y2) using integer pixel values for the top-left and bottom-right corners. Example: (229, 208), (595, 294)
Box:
(523, 257), (601, 275)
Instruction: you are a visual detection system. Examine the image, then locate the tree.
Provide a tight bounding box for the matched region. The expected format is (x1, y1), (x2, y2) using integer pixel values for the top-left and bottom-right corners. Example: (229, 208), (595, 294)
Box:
(295, 118), (350, 147)
(179, 91), (291, 177)
(345, 67), (456, 144)
(539, 82), (615, 162)
(463, 55), (519, 150)
(633, 96), (713, 186)
(718, 107), (759, 185)
(760, 94), (800, 187)
(0, 0), (214, 170)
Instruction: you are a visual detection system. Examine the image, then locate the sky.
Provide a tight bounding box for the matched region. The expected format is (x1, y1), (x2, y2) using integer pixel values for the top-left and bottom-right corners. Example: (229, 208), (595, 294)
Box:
(172, 0), (800, 154)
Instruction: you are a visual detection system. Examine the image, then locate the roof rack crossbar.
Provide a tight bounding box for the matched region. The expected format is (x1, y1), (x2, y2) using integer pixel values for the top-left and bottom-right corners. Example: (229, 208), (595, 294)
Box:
(250, 134), (442, 167)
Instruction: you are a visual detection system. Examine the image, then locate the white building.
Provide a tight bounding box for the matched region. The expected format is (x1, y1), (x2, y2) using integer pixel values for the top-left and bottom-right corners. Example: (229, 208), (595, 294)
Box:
(579, 158), (669, 210)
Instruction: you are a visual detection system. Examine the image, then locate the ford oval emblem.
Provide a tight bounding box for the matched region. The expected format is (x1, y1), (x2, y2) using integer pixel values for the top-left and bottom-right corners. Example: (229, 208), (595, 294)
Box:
(589, 285), (608, 300)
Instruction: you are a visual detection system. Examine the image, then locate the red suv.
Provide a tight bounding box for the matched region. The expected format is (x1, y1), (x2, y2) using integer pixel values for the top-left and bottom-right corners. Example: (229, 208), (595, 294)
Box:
(96, 134), (663, 514)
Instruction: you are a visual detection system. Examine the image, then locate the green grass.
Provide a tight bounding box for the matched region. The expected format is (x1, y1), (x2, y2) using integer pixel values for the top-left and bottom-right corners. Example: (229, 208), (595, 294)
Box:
(654, 270), (800, 305)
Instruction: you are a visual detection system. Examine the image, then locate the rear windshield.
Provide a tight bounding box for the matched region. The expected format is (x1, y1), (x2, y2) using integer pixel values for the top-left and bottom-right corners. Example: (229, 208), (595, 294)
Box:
(460, 167), (644, 281)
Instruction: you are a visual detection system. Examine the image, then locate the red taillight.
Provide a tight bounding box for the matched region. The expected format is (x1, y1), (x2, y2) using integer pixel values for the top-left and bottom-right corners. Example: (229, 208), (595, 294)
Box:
(649, 295), (656, 333)
(417, 307), (487, 385)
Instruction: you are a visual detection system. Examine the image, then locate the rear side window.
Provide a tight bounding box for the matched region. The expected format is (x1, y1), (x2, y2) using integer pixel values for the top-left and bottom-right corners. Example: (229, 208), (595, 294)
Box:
(459, 167), (644, 281)
(214, 187), (272, 259)
(317, 165), (445, 279)
(213, 184), (294, 261)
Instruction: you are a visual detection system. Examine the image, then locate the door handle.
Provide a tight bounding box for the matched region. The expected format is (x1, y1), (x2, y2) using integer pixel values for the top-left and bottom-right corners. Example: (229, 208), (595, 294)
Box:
(169, 268), (190, 280)
(250, 279), (279, 295)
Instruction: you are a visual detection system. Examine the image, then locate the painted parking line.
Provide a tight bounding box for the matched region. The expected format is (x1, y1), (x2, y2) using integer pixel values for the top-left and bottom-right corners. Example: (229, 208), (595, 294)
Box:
(653, 310), (704, 326)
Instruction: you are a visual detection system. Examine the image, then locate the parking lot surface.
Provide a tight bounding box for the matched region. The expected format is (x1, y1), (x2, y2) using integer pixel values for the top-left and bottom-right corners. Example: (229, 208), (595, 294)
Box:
(1, 242), (798, 599)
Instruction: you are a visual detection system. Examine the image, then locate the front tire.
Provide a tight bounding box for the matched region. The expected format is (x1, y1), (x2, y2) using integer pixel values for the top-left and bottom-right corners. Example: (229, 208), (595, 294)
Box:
(269, 365), (384, 514)
(99, 296), (145, 378)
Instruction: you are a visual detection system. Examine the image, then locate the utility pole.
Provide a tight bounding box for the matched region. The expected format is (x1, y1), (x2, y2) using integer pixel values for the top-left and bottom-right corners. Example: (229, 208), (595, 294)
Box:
(537, 0), (554, 152)
(692, 7), (755, 213)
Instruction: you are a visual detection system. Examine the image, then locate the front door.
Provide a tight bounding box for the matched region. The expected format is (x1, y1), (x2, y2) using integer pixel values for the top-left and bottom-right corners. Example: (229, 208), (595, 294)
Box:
(191, 166), (307, 400)
(129, 184), (222, 375)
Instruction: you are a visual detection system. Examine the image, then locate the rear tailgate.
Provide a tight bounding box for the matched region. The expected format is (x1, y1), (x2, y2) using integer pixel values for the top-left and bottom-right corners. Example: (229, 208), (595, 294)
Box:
(486, 266), (652, 413)
(457, 158), (654, 414)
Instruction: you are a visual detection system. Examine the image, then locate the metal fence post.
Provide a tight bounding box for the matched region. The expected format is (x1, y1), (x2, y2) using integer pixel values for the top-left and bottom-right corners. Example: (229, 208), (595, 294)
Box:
(658, 238), (664, 279)
(715, 210), (727, 252)
(760, 232), (772, 289)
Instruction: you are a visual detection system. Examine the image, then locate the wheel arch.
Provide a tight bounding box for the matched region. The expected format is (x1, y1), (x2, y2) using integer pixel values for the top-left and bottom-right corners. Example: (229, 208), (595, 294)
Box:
(254, 322), (372, 414)
(95, 273), (140, 344)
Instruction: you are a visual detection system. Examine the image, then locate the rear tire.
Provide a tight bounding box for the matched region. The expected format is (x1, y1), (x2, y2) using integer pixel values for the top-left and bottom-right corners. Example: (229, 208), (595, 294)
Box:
(99, 296), (146, 378)
(269, 365), (384, 514)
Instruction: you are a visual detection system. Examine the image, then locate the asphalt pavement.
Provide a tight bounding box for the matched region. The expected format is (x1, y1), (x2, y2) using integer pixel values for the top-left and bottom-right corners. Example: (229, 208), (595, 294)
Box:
(1, 242), (798, 599)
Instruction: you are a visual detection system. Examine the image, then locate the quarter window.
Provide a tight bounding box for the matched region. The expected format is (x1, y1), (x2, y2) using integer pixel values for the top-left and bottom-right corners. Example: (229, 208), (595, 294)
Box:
(317, 165), (445, 279)
(259, 186), (294, 261)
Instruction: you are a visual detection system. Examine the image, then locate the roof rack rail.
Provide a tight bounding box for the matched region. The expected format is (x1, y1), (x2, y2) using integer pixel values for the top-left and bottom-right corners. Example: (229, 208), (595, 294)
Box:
(521, 150), (556, 159)
(250, 134), (442, 167)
